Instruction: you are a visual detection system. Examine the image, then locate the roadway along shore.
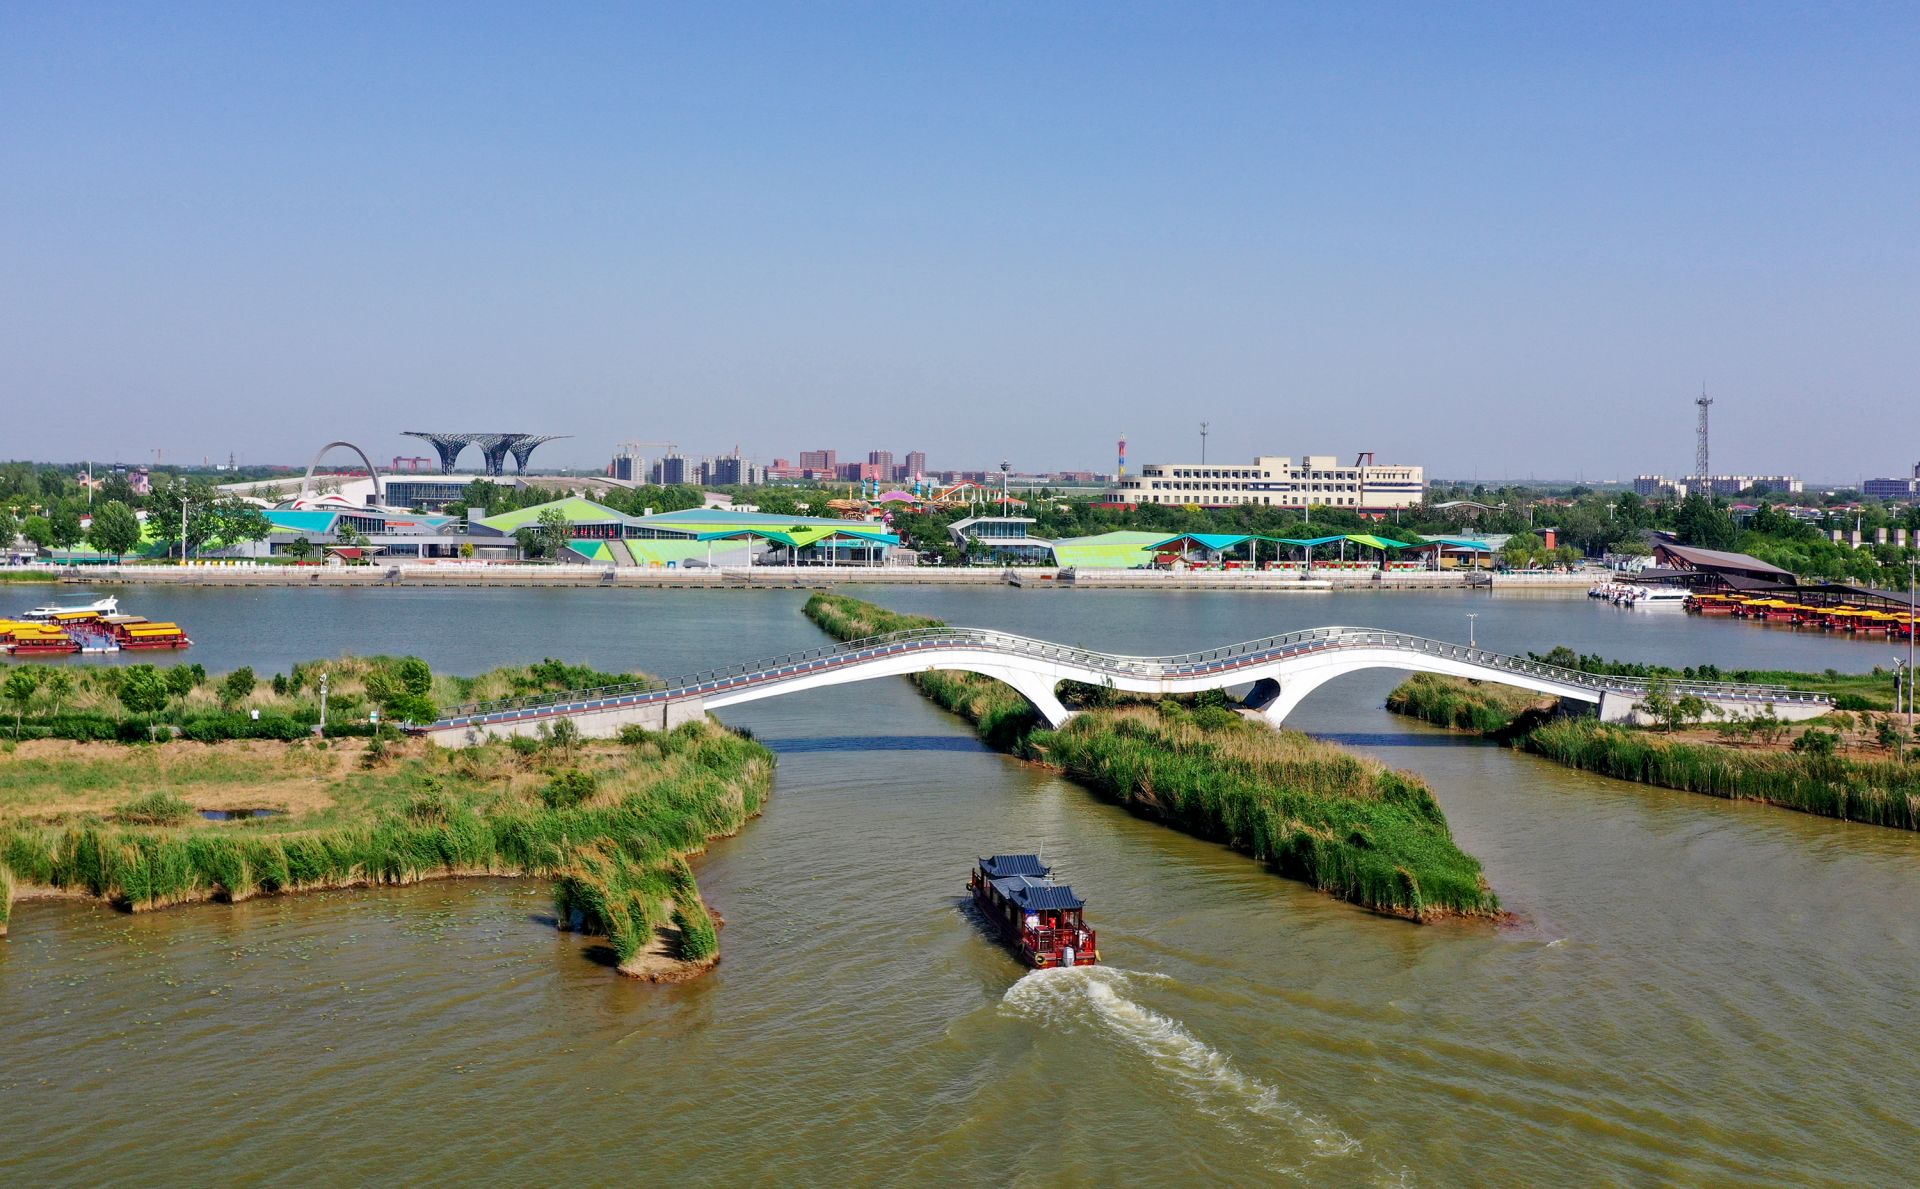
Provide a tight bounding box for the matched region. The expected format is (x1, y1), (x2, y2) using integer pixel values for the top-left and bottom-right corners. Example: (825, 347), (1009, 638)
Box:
(27, 562), (1566, 591)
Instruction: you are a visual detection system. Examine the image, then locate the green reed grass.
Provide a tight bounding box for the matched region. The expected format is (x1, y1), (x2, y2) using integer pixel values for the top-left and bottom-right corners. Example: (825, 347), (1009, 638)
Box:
(1385, 674), (1544, 734)
(804, 593), (1498, 919)
(1524, 718), (1920, 829)
(0, 718), (773, 967)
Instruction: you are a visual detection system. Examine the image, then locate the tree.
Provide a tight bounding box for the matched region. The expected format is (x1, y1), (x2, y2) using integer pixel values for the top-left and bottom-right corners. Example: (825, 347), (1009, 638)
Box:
(48, 508), (85, 550)
(21, 514), (55, 552)
(513, 526), (540, 559)
(1637, 675), (1675, 730)
(118, 664), (171, 718)
(41, 667), (74, 716)
(285, 536), (313, 563)
(1672, 693), (1709, 732)
(86, 500), (142, 561)
(164, 665), (198, 698)
(220, 666), (256, 709)
(208, 499), (271, 552)
(0, 508), (20, 552)
(397, 657), (432, 697)
(1675, 492), (1738, 550)
(537, 507), (574, 562)
(4, 666), (43, 737)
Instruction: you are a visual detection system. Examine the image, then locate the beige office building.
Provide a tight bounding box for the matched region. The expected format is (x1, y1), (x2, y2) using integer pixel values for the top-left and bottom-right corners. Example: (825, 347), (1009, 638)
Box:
(1103, 455), (1425, 509)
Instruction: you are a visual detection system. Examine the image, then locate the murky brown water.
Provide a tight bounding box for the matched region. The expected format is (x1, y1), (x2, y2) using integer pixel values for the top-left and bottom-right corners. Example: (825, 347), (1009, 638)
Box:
(4, 587), (1918, 1184)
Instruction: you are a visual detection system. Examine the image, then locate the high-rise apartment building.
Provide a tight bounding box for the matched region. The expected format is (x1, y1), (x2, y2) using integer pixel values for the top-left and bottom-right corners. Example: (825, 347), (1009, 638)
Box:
(904, 451), (927, 479)
(799, 449), (837, 472)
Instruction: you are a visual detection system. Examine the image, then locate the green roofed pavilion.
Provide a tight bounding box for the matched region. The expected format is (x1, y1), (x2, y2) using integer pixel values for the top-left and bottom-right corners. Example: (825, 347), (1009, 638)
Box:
(1049, 530), (1170, 569)
(475, 497), (630, 534)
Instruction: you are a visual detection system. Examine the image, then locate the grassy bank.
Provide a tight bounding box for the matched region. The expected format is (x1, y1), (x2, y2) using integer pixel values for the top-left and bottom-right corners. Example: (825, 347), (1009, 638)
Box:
(0, 659), (773, 975)
(1386, 672), (1920, 830)
(1525, 646), (1897, 710)
(1385, 673), (1552, 734)
(804, 593), (1497, 920)
(1522, 717), (1920, 828)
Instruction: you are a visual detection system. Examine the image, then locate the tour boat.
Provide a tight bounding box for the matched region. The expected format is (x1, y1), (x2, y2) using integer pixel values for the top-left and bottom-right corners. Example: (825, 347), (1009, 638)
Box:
(23, 595), (118, 620)
(969, 855), (1098, 969)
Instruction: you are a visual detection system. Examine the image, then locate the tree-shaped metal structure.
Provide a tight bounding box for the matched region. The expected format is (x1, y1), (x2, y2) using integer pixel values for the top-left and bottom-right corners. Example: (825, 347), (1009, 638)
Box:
(402, 432), (570, 476)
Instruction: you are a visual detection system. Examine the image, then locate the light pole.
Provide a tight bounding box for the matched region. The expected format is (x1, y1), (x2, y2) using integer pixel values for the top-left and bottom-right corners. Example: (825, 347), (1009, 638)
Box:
(1467, 613), (1478, 648)
(318, 671), (329, 736)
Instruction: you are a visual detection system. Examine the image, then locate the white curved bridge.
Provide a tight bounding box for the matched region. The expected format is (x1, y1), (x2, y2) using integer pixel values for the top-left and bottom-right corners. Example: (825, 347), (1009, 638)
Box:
(415, 626), (1833, 747)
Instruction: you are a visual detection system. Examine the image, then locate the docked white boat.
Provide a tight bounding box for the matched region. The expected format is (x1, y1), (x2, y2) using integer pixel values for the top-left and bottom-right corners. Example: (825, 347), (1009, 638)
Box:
(23, 595), (119, 620)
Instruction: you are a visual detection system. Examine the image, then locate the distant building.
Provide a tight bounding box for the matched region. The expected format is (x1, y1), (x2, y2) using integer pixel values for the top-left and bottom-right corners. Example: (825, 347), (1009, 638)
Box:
(1103, 454), (1424, 510)
(799, 449), (837, 472)
(904, 451), (927, 480)
(1864, 465), (1920, 502)
(386, 477), (476, 510)
(704, 455), (757, 486)
(652, 454), (693, 486)
(1634, 473), (1802, 499)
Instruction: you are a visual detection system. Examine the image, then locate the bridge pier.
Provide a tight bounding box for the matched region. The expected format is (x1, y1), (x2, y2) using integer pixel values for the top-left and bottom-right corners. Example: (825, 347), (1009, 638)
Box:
(971, 665), (1075, 729)
(1240, 674), (1338, 726)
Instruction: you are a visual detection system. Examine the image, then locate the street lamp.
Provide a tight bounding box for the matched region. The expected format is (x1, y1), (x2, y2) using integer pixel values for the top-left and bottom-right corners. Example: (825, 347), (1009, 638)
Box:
(1467, 612), (1478, 648)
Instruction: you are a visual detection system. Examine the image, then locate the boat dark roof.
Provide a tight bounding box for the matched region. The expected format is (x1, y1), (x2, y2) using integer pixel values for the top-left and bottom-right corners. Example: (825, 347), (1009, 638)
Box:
(979, 854), (1049, 878)
(1007, 882), (1085, 912)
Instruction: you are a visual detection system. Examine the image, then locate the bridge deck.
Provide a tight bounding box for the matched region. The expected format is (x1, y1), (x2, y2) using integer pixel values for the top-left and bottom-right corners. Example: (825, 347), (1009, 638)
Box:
(418, 626), (1832, 737)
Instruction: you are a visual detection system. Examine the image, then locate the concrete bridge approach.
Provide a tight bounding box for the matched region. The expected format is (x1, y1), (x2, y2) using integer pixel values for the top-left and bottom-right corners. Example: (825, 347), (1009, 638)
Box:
(414, 626), (1834, 747)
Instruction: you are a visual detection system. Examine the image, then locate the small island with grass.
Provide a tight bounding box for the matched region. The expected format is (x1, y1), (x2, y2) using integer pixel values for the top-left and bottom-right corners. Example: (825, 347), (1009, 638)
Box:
(0, 655), (772, 978)
(804, 593), (1500, 921)
(1387, 650), (1920, 830)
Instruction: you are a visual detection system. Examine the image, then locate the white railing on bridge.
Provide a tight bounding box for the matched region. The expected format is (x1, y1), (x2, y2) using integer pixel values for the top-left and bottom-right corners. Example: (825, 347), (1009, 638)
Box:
(425, 624), (1832, 731)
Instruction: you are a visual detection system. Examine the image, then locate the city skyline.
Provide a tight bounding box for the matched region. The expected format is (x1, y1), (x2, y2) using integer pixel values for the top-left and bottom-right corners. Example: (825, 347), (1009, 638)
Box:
(3, 5), (1915, 476)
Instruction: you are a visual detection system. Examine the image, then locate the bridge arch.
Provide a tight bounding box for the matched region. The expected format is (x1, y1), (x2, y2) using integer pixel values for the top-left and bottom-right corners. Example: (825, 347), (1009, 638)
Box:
(302, 441), (383, 505)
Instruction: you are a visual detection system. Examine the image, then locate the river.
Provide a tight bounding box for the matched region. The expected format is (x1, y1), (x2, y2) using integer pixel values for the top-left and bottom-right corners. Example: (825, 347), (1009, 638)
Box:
(3, 585), (1917, 1184)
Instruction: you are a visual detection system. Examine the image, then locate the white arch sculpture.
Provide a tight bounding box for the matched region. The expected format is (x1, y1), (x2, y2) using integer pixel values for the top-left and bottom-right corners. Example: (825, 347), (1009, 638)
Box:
(301, 441), (383, 505)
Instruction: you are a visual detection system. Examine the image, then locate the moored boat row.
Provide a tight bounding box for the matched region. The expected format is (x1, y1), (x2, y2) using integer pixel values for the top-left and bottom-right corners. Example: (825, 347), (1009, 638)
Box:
(1686, 592), (1919, 637)
(2, 597), (191, 656)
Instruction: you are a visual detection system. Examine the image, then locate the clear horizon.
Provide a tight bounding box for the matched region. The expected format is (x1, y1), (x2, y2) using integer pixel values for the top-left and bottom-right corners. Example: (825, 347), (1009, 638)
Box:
(3, 3), (1914, 480)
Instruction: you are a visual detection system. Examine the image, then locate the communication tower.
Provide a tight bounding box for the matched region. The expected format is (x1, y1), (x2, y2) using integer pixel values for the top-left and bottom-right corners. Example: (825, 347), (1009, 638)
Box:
(1694, 392), (1713, 479)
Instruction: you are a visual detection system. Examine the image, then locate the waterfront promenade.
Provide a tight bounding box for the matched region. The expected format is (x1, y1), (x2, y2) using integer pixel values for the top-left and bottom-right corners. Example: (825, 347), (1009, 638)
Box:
(22, 561), (1587, 590)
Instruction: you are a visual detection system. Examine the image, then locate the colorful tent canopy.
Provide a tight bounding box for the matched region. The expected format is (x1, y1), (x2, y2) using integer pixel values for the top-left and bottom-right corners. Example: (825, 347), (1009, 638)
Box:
(1147, 533), (1254, 553)
(1345, 533), (1414, 550)
(1426, 537), (1493, 552)
(1271, 535), (1349, 548)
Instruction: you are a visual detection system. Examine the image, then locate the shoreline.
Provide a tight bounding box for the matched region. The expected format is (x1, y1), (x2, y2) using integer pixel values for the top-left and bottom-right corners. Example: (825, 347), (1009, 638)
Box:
(9, 561), (1576, 593)
(1385, 673), (1920, 830)
(0, 665), (774, 980)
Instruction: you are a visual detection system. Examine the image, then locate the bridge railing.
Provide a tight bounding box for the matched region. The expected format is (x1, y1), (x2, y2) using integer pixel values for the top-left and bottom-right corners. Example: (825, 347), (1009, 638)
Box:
(429, 624), (1832, 727)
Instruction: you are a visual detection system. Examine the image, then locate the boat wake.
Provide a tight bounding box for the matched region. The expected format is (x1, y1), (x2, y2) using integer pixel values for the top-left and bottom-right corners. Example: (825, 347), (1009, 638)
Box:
(1001, 967), (1361, 1173)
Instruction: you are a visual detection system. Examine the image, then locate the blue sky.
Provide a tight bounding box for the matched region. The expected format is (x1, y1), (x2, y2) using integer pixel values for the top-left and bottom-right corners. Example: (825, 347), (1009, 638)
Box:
(3, 3), (1915, 481)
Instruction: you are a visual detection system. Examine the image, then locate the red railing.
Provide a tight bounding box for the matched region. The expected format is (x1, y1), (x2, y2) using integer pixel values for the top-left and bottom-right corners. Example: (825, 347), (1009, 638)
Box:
(1023, 926), (1097, 961)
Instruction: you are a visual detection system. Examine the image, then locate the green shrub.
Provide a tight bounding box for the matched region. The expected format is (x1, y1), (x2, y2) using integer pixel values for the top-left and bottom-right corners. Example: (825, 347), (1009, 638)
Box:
(541, 768), (599, 810)
(115, 791), (194, 826)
